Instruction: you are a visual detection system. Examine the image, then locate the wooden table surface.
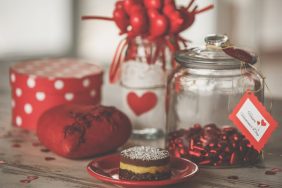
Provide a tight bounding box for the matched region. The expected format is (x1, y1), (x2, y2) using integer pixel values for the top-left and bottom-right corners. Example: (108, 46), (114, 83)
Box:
(0, 61), (281, 188)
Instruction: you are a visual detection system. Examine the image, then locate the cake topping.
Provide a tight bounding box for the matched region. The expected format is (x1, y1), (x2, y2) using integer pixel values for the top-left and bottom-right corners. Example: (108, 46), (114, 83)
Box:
(121, 146), (169, 161)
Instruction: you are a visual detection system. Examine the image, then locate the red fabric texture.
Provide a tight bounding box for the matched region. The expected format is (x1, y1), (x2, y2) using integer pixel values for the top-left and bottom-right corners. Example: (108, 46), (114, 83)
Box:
(37, 104), (132, 159)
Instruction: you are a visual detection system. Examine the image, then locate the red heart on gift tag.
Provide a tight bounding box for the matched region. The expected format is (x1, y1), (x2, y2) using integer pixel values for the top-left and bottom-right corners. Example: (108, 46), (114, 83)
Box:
(127, 92), (157, 116)
(261, 119), (267, 126)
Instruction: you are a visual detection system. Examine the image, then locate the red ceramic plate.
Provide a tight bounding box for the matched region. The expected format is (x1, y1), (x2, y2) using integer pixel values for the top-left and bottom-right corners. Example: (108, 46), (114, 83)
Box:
(86, 154), (199, 188)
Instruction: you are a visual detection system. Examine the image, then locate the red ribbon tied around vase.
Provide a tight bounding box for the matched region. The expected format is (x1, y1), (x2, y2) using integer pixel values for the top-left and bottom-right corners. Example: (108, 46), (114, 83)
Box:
(82, 0), (214, 83)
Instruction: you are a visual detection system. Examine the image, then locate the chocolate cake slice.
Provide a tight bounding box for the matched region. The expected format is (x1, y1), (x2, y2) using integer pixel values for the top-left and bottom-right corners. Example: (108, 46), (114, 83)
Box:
(119, 146), (171, 181)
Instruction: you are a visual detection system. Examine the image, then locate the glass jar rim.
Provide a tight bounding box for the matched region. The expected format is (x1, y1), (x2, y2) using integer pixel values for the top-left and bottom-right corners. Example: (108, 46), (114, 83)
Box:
(175, 34), (257, 70)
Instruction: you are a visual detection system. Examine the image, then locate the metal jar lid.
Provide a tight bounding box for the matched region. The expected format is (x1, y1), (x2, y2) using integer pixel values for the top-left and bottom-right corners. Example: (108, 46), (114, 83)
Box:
(175, 34), (257, 69)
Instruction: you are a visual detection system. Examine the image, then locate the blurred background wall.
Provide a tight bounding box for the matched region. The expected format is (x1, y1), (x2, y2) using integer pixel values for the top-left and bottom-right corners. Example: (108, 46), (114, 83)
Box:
(0, 0), (281, 97)
(0, 0), (73, 60)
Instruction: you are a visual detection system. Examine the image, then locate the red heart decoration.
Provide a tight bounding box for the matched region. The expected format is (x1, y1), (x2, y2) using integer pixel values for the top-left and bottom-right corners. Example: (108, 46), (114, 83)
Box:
(167, 10), (184, 34)
(123, 0), (142, 14)
(148, 10), (168, 38)
(127, 92), (157, 116)
(144, 0), (163, 10)
(127, 5), (148, 37)
(261, 119), (267, 126)
(179, 7), (195, 32)
(113, 8), (130, 34)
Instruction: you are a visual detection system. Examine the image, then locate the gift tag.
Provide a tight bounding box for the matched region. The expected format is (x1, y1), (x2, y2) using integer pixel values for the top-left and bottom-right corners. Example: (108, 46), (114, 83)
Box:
(229, 91), (278, 151)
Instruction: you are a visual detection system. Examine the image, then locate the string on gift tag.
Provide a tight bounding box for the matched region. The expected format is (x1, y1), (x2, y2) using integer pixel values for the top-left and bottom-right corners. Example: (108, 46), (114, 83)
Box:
(206, 42), (273, 113)
(240, 58), (273, 113)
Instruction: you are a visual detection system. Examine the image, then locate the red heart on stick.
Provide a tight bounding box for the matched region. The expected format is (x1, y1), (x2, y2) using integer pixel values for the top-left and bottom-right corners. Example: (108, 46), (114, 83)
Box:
(127, 92), (157, 116)
(113, 8), (130, 34)
(148, 10), (168, 38)
(261, 119), (267, 126)
(123, 0), (142, 14)
(144, 0), (163, 10)
(127, 5), (148, 37)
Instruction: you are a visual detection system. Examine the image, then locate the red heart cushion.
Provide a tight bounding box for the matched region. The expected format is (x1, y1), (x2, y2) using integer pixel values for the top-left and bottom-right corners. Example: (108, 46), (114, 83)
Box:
(37, 104), (132, 159)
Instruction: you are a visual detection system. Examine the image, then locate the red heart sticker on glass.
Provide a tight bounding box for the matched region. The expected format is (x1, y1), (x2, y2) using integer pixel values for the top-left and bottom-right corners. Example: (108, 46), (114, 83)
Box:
(127, 92), (157, 116)
(229, 91), (278, 151)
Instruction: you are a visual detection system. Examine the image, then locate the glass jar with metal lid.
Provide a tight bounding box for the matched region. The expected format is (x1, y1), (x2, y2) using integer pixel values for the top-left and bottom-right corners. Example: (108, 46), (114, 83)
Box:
(166, 34), (264, 167)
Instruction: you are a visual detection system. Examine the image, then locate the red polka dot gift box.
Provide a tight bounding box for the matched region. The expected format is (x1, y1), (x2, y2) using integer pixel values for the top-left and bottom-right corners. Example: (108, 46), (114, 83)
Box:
(9, 58), (103, 131)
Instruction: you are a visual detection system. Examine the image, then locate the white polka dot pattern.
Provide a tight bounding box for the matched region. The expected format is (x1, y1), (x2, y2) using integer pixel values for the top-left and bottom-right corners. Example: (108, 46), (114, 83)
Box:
(16, 88), (22, 97)
(11, 74), (16, 83)
(54, 80), (64, 90)
(16, 116), (22, 126)
(90, 90), (96, 97)
(65, 93), (74, 101)
(36, 92), (46, 101)
(10, 58), (103, 130)
(24, 103), (33, 114)
(12, 100), (15, 108)
(27, 77), (36, 88)
(83, 79), (90, 87)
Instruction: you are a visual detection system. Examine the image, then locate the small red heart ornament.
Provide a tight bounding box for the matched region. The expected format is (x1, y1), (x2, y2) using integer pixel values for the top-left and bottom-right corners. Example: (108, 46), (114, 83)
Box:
(148, 10), (168, 38)
(123, 0), (142, 14)
(127, 5), (148, 37)
(127, 92), (157, 116)
(144, 0), (163, 10)
(261, 119), (267, 126)
(113, 7), (130, 34)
